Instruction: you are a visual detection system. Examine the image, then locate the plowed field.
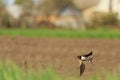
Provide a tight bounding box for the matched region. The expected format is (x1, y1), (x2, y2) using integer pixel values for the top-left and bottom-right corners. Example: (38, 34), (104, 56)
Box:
(0, 36), (120, 77)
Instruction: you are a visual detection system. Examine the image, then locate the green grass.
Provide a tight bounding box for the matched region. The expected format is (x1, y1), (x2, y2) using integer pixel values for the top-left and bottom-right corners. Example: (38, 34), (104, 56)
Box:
(0, 28), (120, 39)
(0, 61), (120, 80)
(0, 61), (60, 80)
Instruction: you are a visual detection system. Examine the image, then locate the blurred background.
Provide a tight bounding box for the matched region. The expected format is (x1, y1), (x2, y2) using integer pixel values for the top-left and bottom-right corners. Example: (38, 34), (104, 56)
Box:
(0, 0), (120, 29)
(0, 0), (120, 80)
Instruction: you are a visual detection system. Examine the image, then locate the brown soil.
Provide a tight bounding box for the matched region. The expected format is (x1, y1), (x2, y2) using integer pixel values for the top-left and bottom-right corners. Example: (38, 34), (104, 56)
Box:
(0, 36), (120, 77)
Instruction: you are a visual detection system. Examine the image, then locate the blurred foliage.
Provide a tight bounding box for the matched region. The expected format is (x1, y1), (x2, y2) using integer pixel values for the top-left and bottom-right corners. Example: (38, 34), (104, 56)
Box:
(0, 0), (3, 6)
(0, 7), (21, 28)
(38, 0), (73, 15)
(14, 0), (73, 16)
(0, 61), (61, 80)
(100, 13), (119, 25)
(14, 0), (33, 5)
(0, 0), (75, 28)
(0, 60), (119, 80)
(90, 12), (119, 28)
(0, 0), (120, 29)
(14, 0), (34, 14)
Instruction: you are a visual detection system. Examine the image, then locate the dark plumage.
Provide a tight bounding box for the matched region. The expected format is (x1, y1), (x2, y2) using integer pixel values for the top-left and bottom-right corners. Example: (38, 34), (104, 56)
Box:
(77, 51), (93, 76)
(77, 51), (93, 60)
(82, 51), (93, 57)
(79, 62), (85, 76)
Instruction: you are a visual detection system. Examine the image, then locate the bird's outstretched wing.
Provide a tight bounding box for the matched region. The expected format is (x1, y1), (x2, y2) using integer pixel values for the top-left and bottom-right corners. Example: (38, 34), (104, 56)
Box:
(79, 62), (85, 76)
(82, 51), (93, 57)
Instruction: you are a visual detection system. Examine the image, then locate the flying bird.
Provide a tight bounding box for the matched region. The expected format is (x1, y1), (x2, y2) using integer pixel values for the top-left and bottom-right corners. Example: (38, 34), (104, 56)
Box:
(77, 51), (93, 76)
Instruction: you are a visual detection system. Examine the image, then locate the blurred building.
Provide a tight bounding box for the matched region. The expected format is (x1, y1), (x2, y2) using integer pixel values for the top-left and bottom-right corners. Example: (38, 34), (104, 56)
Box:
(36, 6), (85, 29)
(53, 6), (83, 29)
(95, 0), (120, 19)
(4, 0), (120, 29)
(35, 0), (100, 29)
(82, 0), (120, 23)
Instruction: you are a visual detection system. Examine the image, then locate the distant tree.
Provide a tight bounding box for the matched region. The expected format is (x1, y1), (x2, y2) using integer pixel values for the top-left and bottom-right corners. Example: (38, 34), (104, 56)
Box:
(15, 0), (33, 5)
(109, 0), (113, 12)
(14, 0), (34, 10)
(38, 0), (73, 15)
(51, 0), (73, 8)
(0, 0), (5, 21)
(14, 0), (35, 16)
(0, 0), (4, 6)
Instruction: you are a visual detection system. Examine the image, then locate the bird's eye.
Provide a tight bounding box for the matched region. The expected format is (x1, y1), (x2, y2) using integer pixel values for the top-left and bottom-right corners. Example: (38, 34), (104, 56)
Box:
(77, 56), (80, 59)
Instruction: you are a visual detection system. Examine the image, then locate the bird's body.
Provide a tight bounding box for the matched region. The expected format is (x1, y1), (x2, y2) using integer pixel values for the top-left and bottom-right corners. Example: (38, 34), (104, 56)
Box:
(81, 56), (87, 61)
(77, 51), (93, 76)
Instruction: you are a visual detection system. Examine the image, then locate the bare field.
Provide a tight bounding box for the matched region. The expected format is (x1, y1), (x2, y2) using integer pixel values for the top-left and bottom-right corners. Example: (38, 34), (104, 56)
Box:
(0, 36), (120, 77)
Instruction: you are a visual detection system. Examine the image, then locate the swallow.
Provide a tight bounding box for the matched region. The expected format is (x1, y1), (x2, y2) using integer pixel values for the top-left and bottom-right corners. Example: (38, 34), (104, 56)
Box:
(77, 51), (93, 76)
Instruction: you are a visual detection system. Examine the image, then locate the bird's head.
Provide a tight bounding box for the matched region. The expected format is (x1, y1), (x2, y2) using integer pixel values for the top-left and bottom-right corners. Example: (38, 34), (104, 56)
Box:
(77, 55), (81, 59)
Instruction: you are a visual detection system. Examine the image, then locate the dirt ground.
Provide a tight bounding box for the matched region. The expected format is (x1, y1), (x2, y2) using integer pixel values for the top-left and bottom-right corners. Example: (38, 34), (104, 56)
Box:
(0, 36), (120, 77)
